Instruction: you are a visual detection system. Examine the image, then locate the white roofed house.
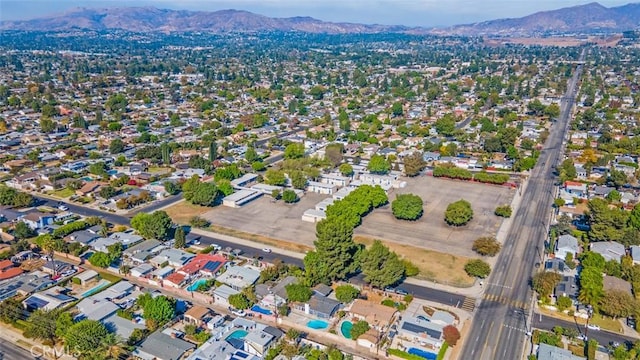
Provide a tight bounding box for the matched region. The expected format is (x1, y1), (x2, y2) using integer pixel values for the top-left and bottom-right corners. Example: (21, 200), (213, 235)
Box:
(216, 265), (260, 291)
(555, 235), (579, 260)
(589, 241), (626, 263)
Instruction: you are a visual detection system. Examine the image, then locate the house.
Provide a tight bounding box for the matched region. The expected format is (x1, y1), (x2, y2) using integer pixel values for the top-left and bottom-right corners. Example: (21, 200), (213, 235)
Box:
(631, 245), (640, 265)
(537, 343), (583, 360)
(222, 189), (262, 208)
(108, 232), (144, 248)
(67, 230), (100, 246)
(74, 270), (99, 286)
(213, 285), (240, 307)
(356, 329), (380, 350)
(21, 212), (55, 230)
(217, 266), (260, 291)
(320, 174), (350, 187)
(262, 276), (298, 308)
(22, 287), (75, 311)
(150, 248), (195, 268)
(603, 275), (633, 295)
(423, 152), (441, 162)
(177, 254), (226, 278)
(0, 259), (23, 280)
(76, 181), (102, 196)
(555, 276), (578, 299)
(564, 181), (587, 198)
(103, 313), (146, 340)
(306, 181), (336, 195)
(398, 316), (444, 348)
(130, 263), (154, 278)
(184, 305), (211, 326)
(555, 235), (579, 260)
(348, 299), (398, 329)
(164, 272), (188, 288)
(545, 259), (566, 273)
(133, 330), (195, 360)
(76, 298), (119, 321)
(303, 294), (341, 319)
(243, 328), (281, 357)
(589, 241), (626, 263)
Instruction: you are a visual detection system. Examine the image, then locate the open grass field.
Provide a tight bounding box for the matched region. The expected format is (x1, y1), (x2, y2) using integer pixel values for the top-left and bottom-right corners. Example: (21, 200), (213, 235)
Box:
(164, 201), (211, 225)
(355, 236), (475, 287)
(357, 175), (515, 258)
(48, 188), (74, 198)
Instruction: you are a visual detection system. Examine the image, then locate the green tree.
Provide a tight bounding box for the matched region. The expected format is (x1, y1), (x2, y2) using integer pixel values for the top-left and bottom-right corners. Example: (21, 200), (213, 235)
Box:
(558, 159), (576, 182)
(99, 186), (117, 199)
(391, 102), (403, 116)
(556, 296), (573, 312)
(360, 240), (405, 288)
(0, 298), (23, 324)
(403, 151), (425, 177)
(335, 285), (360, 303)
(606, 189), (622, 202)
(163, 181), (180, 195)
(89, 251), (112, 268)
(228, 293), (251, 310)
(324, 143), (344, 167)
(140, 295), (175, 325)
(472, 237), (501, 256)
(464, 259), (491, 278)
(609, 169), (628, 188)
(285, 283), (313, 303)
(284, 143), (305, 159)
(600, 290), (636, 319)
(445, 200), (474, 226)
(109, 138), (124, 154)
(55, 312), (74, 339)
(367, 154), (390, 175)
(629, 203), (640, 230)
(130, 211), (172, 240)
(14, 221), (35, 239)
(309, 217), (360, 284)
(350, 320), (370, 339)
(174, 227), (186, 249)
(282, 189), (299, 203)
(265, 169), (287, 186)
(580, 251), (606, 271)
(434, 114), (456, 136)
(24, 309), (59, 344)
(209, 141), (217, 161)
(391, 194), (423, 220)
(532, 271), (562, 299)
(545, 103), (561, 118)
(339, 163), (354, 177)
(289, 171), (308, 190)
(64, 319), (110, 355)
(245, 145), (259, 163)
(578, 267), (604, 307)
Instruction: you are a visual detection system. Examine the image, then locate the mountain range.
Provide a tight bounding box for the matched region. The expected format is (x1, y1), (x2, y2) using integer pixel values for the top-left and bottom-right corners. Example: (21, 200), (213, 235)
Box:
(1, 2), (639, 36)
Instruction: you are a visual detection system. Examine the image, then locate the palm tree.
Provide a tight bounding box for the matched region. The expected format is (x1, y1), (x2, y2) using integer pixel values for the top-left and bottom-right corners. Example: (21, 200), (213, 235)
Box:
(93, 332), (124, 360)
(39, 234), (57, 276)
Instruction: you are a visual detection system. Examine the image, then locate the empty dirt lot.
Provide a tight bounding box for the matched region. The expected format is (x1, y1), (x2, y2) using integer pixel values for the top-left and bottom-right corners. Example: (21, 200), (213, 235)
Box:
(202, 192), (325, 246)
(356, 176), (515, 258)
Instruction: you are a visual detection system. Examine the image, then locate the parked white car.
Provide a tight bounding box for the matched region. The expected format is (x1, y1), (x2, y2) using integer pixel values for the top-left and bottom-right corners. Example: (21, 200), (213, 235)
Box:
(586, 324), (600, 331)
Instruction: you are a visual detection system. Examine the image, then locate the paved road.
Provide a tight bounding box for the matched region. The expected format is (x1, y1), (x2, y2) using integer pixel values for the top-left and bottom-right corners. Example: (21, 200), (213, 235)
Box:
(460, 50), (585, 360)
(532, 313), (637, 348)
(0, 338), (37, 360)
(127, 193), (183, 216)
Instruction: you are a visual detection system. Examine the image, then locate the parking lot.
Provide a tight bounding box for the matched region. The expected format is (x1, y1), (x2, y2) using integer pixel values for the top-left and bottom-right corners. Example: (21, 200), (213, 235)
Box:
(202, 192), (325, 246)
(356, 176), (515, 258)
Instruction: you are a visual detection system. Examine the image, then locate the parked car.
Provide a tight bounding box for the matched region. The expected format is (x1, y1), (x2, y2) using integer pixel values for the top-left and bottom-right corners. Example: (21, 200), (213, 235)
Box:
(586, 324), (600, 331)
(262, 248), (272, 253)
(627, 316), (636, 330)
(58, 205), (69, 211)
(230, 308), (246, 317)
(395, 288), (409, 295)
(231, 249), (243, 256)
(577, 334), (588, 341)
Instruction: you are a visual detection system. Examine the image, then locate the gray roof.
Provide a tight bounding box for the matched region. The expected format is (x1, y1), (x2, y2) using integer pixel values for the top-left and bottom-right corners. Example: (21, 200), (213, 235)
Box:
(555, 276), (578, 298)
(537, 343), (583, 360)
(400, 318), (443, 340)
(271, 276), (298, 301)
(631, 245), (640, 261)
(102, 313), (146, 339)
(135, 331), (195, 360)
(313, 284), (333, 297)
(557, 235), (579, 252)
(243, 330), (275, 348)
(308, 294), (340, 317)
(76, 298), (119, 321)
(124, 239), (163, 256)
(68, 230), (100, 245)
(590, 241), (626, 262)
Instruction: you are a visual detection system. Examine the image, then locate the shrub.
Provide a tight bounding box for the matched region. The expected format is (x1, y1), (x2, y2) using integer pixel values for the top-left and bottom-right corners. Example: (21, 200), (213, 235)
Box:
(71, 277), (81, 285)
(349, 320), (370, 339)
(472, 237), (501, 256)
(442, 325), (461, 346)
(444, 199), (473, 226)
(392, 194), (424, 220)
(189, 216), (210, 229)
(335, 285), (360, 303)
(494, 205), (512, 218)
(464, 259), (491, 278)
(282, 189), (299, 203)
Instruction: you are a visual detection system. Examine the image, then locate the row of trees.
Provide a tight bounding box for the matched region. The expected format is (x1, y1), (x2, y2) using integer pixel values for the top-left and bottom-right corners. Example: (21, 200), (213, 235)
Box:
(324, 185), (388, 228)
(131, 210), (173, 240)
(0, 185), (34, 207)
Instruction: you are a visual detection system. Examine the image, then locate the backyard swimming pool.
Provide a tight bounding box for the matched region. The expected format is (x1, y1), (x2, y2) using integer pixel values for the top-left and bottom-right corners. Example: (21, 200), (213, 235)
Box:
(186, 278), (207, 292)
(225, 329), (248, 340)
(81, 280), (110, 298)
(306, 319), (329, 330)
(408, 348), (437, 360)
(340, 321), (353, 339)
(250, 305), (272, 315)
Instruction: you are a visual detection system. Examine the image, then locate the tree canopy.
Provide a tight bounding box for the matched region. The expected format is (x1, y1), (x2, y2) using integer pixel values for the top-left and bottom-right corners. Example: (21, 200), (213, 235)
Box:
(391, 193), (424, 220)
(445, 199), (474, 226)
(360, 240), (405, 288)
(130, 211), (172, 240)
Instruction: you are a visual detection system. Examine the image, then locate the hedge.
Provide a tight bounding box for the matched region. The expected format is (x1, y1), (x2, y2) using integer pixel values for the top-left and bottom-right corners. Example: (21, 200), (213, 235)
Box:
(432, 166), (472, 180)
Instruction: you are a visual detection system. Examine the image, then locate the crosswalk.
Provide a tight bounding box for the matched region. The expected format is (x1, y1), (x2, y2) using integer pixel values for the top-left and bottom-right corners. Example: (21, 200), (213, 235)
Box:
(482, 292), (529, 309)
(461, 297), (476, 312)
(503, 324), (528, 333)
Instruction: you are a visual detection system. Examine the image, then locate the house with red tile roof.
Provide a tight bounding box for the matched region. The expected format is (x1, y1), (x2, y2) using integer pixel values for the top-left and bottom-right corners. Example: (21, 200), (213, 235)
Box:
(164, 272), (187, 288)
(0, 259), (23, 280)
(177, 254), (227, 277)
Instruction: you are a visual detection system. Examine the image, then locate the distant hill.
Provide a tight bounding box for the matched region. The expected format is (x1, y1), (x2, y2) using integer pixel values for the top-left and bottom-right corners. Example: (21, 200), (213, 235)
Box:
(434, 2), (640, 36)
(0, 7), (411, 34)
(1, 2), (639, 36)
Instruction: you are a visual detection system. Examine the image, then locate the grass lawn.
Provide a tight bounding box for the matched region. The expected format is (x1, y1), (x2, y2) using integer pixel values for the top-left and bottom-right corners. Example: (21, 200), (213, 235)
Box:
(49, 188), (75, 198)
(208, 224), (314, 253)
(164, 201), (211, 225)
(97, 270), (122, 283)
(148, 166), (172, 174)
(354, 236), (475, 287)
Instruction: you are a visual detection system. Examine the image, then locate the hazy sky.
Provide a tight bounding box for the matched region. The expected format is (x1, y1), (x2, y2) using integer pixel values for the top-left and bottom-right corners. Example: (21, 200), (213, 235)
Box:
(0, 0), (635, 26)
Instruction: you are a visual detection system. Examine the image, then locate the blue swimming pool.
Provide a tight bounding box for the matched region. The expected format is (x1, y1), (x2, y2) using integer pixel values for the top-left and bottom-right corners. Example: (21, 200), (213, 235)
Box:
(81, 280), (110, 298)
(186, 278), (207, 292)
(251, 305), (272, 315)
(408, 348), (437, 360)
(225, 329), (248, 340)
(340, 321), (353, 339)
(307, 319), (329, 330)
